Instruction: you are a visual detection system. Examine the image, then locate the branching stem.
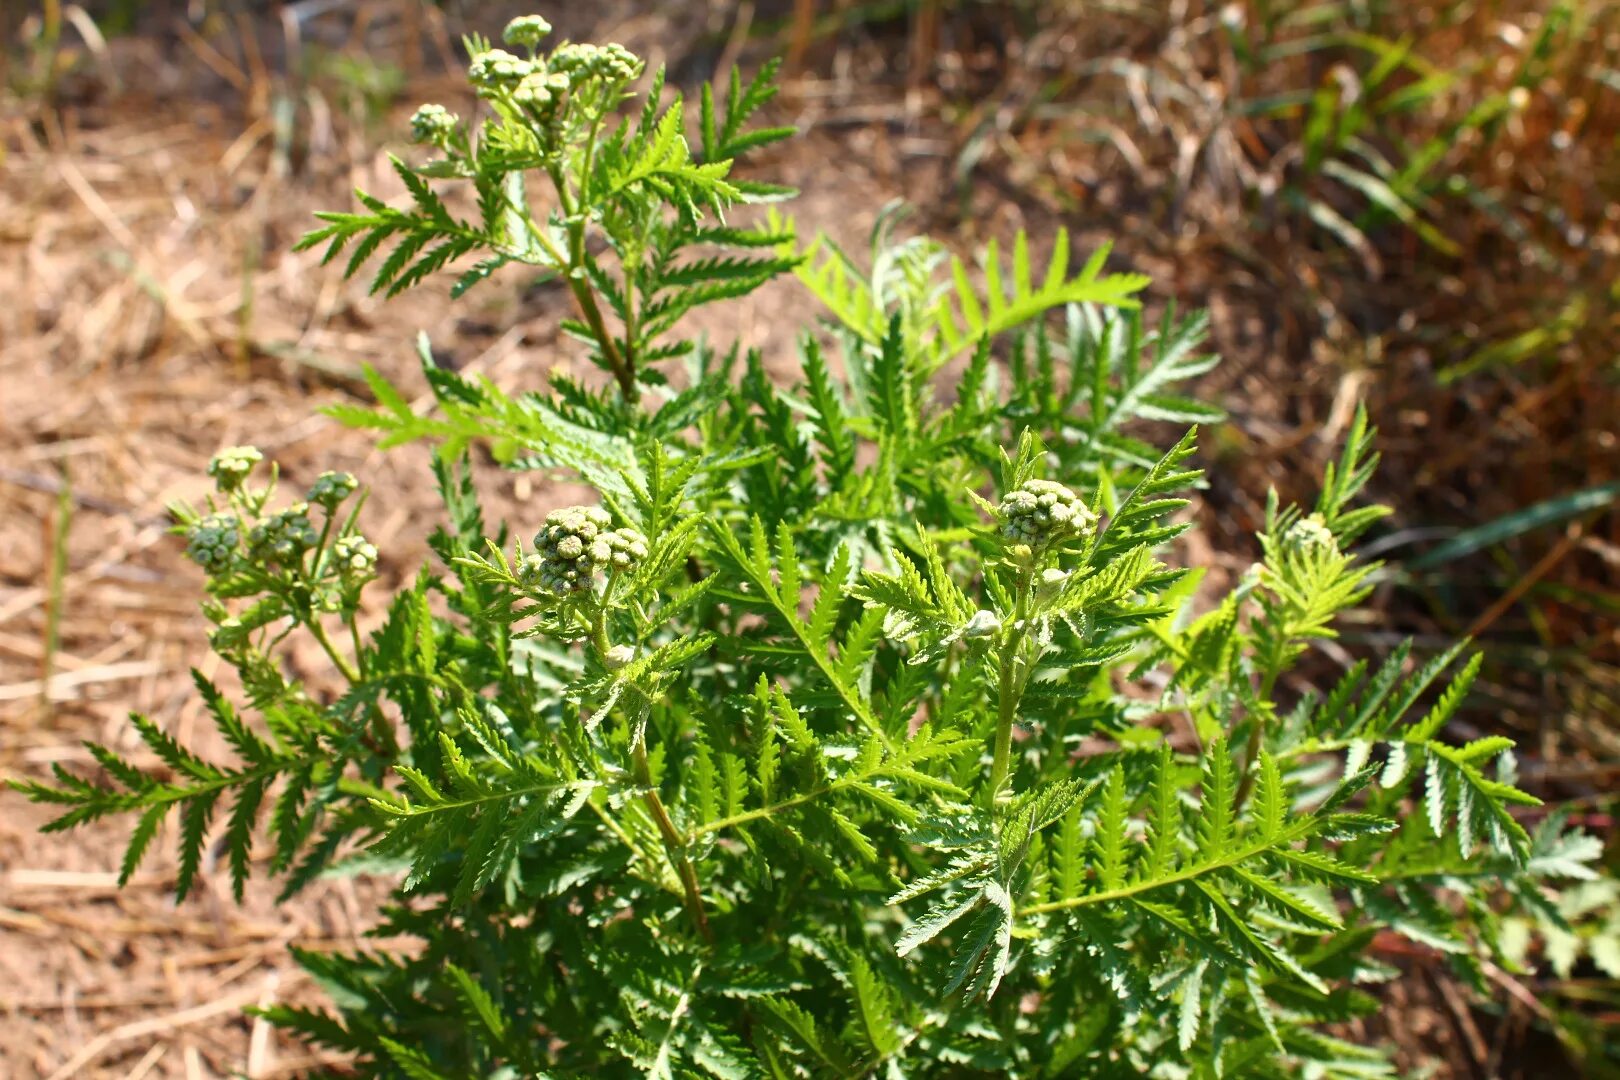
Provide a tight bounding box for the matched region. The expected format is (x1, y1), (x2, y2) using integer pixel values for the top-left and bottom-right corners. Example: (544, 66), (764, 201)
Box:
(633, 737), (713, 944)
(587, 611), (712, 942)
(307, 619), (360, 683)
(546, 162), (637, 399)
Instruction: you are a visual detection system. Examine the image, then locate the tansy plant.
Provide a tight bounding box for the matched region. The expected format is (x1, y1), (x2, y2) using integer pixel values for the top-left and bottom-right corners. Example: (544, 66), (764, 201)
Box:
(16, 15), (1605, 1078)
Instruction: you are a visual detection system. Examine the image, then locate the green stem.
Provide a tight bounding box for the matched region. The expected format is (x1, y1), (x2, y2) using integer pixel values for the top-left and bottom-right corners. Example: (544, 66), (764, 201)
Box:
(1233, 663), (1284, 812)
(1018, 827), (1310, 918)
(987, 569), (1033, 802)
(586, 616), (712, 942)
(307, 619), (360, 683)
(546, 162), (636, 399)
(633, 736), (713, 943)
(691, 780), (856, 840)
(347, 616), (367, 679)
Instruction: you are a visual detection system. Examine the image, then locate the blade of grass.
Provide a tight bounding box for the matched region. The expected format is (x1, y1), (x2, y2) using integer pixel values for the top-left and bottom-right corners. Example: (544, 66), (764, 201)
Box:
(1410, 482), (1620, 570)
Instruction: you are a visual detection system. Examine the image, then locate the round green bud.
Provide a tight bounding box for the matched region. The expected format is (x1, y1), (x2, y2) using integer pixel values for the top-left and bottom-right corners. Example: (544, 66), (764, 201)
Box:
(996, 479), (1096, 549)
(248, 502), (319, 563)
(525, 505), (614, 595)
(521, 507), (645, 596)
(468, 48), (533, 93)
(502, 14), (553, 48)
(307, 470), (358, 510)
(332, 534), (378, 581)
(207, 446), (262, 493)
(512, 72), (556, 109)
(598, 43), (642, 81)
(961, 609), (1001, 640)
(548, 41), (642, 85)
(1284, 513), (1338, 557)
(409, 103), (458, 144)
(603, 527), (648, 571)
(186, 512), (242, 573)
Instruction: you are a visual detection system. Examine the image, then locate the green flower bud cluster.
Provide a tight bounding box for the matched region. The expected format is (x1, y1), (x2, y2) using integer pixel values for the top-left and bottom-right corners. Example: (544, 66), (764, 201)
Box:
(513, 70), (571, 110)
(1284, 513), (1338, 557)
(519, 506), (648, 596)
(249, 502), (319, 562)
(409, 103), (458, 145)
(468, 48), (534, 94)
(466, 34), (640, 117)
(307, 471), (358, 510)
(186, 512), (242, 573)
(207, 446), (262, 493)
(332, 534), (379, 581)
(997, 479), (1096, 548)
(502, 14), (553, 49)
(547, 42), (642, 85)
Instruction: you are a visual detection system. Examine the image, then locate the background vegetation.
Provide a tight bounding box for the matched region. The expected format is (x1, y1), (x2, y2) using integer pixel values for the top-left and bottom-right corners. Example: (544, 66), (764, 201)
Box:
(0, 1), (1614, 1076)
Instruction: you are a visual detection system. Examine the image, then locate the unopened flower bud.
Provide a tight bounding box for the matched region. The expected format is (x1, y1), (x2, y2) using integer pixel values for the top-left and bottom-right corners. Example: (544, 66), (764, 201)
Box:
(248, 502), (319, 563)
(331, 534), (378, 581)
(307, 470), (358, 510)
(409, 103), (458, 144)
(1284, 513), (1337, 557)
(1036, 568), (1069, 602)
(604, 644), (635, 669)
(548, 41), (642, 85)
(468, 48), (533, 94)
(524, 505), (615, 595)
(962, 609), (1001, 640)
(512, 73), (556, 109)
(995, 479), (1096, 549)
(603, 527), (648, 571)
(207, 446), (262, 493)
(502, 14), (553, 48)
(186, 512), (242, 573)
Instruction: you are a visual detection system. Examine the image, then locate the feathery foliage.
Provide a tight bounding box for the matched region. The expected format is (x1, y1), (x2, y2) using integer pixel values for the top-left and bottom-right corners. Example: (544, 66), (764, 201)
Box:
(15, 16), (1598, 1078)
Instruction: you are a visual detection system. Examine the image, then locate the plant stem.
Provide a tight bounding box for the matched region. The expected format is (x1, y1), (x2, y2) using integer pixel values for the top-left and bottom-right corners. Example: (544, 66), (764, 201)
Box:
(633, 736), (713, 943)
(545, 163), (636, 399)
(308, 619), (361, 683)
(347, 616), (367, 679)
(987, 569), (1033, 803)
(1233, 662), (1284, 811)
(588, 614), (712, 942)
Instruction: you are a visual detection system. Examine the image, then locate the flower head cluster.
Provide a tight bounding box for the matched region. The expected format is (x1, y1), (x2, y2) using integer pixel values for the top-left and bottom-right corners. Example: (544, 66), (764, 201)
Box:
(249, 503), (319, 563)
(307, 471), (358, 510)
(520, 506), (647, 596)
(307, 469), (359, 511)
(186, 512), (242, 573)
(207, 446), (262, 493)
(547, 42), (642, 85)
(1284, 513), (1338, 558)
(513, 70), (571, 110)
(997, 479), (1096, 549)
(331, 534), (378, 581)
(468, 48), (534, 94)
(502, 14), (553, 49)
(409, 103), (458, 145)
